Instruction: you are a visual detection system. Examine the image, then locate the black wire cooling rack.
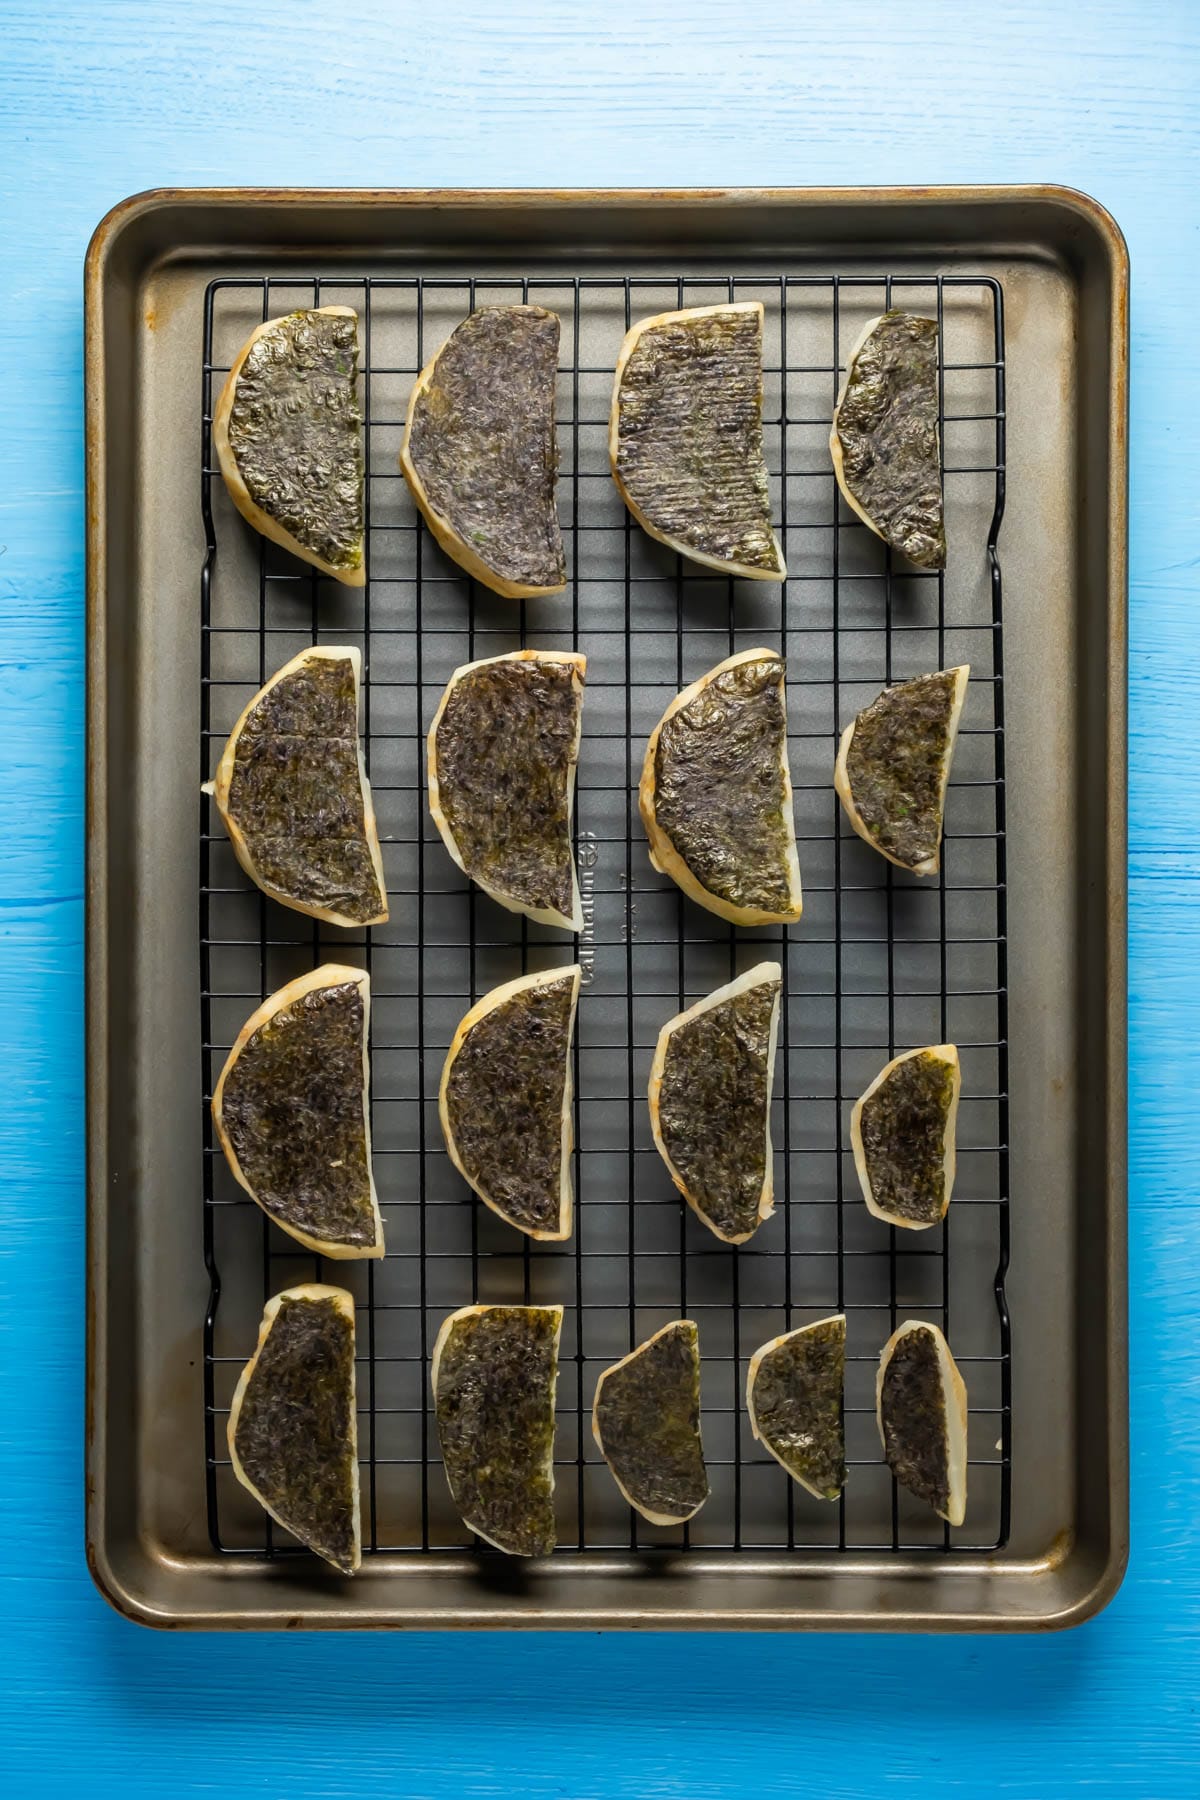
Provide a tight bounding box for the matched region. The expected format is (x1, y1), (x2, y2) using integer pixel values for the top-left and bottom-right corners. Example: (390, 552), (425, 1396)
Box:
(199, 269), (1010, 1560)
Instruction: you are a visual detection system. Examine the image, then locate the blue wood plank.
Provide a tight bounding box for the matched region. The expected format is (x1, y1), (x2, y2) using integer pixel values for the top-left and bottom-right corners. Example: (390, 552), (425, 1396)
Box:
(0, 0), (1197, 1793)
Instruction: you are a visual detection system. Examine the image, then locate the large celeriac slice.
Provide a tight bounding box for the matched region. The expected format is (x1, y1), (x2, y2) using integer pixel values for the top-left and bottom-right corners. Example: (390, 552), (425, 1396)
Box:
(648, 963), (782, 1244)
(439, 966), (580, 1241)
(212, 964), (383, 1258)
(207, 645), (387, 928)
(640, 649), (802, 925)
(214, 306), (365, 584)
(227, 1285), (360, 1574)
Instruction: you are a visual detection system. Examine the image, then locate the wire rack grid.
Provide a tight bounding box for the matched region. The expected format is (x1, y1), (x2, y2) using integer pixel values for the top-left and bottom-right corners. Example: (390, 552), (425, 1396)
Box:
(199, 266), (1011, 1561)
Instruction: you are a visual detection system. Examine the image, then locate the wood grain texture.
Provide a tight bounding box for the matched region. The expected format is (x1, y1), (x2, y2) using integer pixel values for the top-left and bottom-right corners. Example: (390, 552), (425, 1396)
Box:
(1, 0), (1197, 1793)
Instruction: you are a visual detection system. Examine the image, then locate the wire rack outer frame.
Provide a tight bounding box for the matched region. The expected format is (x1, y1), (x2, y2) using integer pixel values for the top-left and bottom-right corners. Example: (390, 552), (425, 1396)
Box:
(199, 269), (1011, 1565)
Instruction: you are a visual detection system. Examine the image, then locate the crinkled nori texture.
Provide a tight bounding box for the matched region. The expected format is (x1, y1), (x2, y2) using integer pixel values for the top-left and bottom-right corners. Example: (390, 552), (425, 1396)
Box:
(616, 308), (780, 572)
(845, 670), (957, 870)
(751, 1319), (846, 1499)
(835, 312), (945, 570)
(408, 307), (565, 589)
(221, 980), (376, 1248)
(434, 1307), (559, 1556)
(658, 975), (780, 1239)
(435, 659), (580, 920)
(228, 311), (364, 572)
(446, 976), (574, 1234)
(595, 1322), (708, 1521)
(860, 1051), (955, 1225)
(879, 1327), (951, 1514)
(228, 655), (383, 922)
(234, 1295), (357, 1573)
(654, 656), (791, 913)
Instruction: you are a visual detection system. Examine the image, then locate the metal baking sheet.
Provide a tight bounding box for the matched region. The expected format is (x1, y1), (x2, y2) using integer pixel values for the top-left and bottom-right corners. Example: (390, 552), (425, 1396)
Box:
(85, 188), (1127, 1630)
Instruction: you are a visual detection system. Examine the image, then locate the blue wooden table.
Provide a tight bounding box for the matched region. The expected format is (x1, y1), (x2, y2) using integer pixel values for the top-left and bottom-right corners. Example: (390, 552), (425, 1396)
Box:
(2, 2), (1196, 1792)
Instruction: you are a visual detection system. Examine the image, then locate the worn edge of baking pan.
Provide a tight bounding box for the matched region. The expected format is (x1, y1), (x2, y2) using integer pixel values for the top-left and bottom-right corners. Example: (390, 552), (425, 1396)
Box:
(84, 186), (1128, 1631)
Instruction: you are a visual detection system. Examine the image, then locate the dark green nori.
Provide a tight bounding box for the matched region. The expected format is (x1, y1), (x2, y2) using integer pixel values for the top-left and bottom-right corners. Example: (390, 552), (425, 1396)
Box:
(835, 311), (945, 570)
(879, 1327), (951, 1515)
(233, 1294), (357, 1573)
(227, 310), (363, 572)
(407, 307), (564, 589)
(653, 655), (792, 914)
(657, 974), (779, 1240)
(595, 1322), (708, 1521)
(220, 979), (376, 1249)
(434, 1306), (559, 1556)
(445, 975), (574, 1234)
(228, 654), (383, 922)
(751, 1319), (846, 1499)
(435, 658), (580, 921)
(844, 670), (957, 870)
(859, 1051), (955, 1225)
(615, 307), (781, 572)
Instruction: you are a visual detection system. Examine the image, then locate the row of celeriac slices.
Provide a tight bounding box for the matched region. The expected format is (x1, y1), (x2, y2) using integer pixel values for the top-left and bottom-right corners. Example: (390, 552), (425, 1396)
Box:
(215, 302), (945, 596)
(228, 1294), (966, 1574)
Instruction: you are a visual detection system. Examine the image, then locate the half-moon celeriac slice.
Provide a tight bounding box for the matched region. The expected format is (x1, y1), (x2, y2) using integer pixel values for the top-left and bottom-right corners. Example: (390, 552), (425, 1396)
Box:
(830, 310), (945, 570)
(592, 1320), (708, 1525)
(401, 305), (566, 598)
(851, 1044), (960, 1230)
(227, 1285), (360, 1574)
(835, 665), (970, 876)
(212, 964), (383, 1258)
(428, 649), (585, 930)
(649, 962), (782, 1244)
(206, 645), (387, 927)
(431, 1304), (562, 1556)
(610, 302), (785, 579)
(876, 1319), (967, 1526)
(439, 965), (580, 1241)
(214, 306), (365, 584)
(640, 649), (802, 925)
(746, 1315), (846, 1501)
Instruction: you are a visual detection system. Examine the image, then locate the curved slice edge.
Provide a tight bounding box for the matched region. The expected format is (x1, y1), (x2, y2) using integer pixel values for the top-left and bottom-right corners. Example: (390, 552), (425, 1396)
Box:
(876, 1318), (968, 1527)
(430, 1303), (564, 1556)
(213, 305), (366, 588)
(833, 664), (970, 877)
(400, 308), (567, 600)
(207, 644), (388, 928)
(609, 302), (787, 582)
(746, 1313), (847, 1501)
(426, 649), (586, 931)
(590, 1319), (707, 1525)
(850, 1043), (961, 1230)
(211, 963), (384, 1259)
(438, 965), (581, 1242)
(639, 648), (803, 925)
(648, 961), (783, 1244)
(226, 1283), (360, 1574)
